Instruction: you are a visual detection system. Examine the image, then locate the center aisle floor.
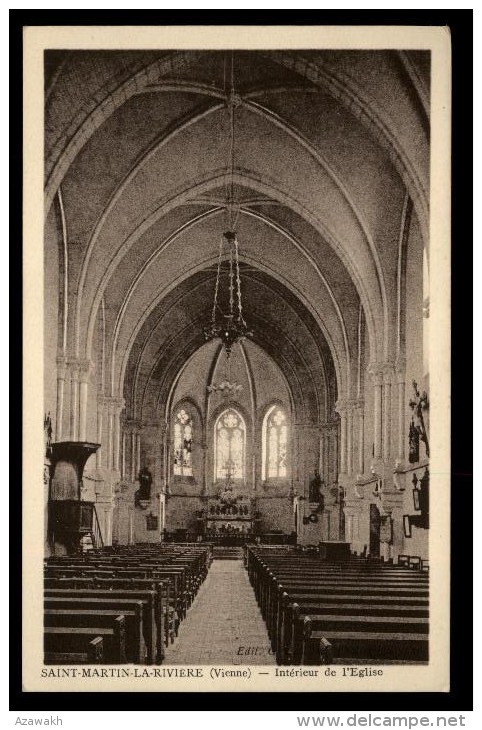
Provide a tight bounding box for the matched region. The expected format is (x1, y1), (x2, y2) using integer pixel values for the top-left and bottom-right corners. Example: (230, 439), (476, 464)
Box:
(164, 559), (277, 665)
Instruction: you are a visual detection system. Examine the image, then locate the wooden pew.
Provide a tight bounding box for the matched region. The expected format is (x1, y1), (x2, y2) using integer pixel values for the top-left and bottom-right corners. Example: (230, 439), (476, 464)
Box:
(44, 615), (126, 664)
(277, 596), (429, 664)
(302, 617), (429, 664)
(45, 588), (160, 663)
(44, 635), (103, 665)
(44, 544), (211, 665)
(44, 577), (168, 643)
(246, 546), (430, 666)
(44, 601), (144, 663)
(291, 611), (428, 664)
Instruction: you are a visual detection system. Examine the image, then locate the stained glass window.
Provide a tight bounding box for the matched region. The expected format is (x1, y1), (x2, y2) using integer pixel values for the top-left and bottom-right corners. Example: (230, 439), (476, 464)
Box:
(215, 409), (245, 480)
(262, 406), (288, 479)
(173, 408), (193, 477)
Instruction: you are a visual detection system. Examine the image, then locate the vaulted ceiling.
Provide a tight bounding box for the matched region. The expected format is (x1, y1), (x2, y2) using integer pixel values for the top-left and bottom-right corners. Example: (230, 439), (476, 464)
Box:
(45, 49), (430, 423)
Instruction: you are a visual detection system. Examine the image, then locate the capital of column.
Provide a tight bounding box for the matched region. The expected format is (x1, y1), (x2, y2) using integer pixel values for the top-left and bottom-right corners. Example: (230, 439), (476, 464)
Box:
(56, 356), (68, 380)
(346, 397), (363, 413)
(335, 399), (348, 416)
(382, 362), (395, 385)
(113, 396), (125, 414)
(320, 420), (338, 433)
(395, 356), (406, 384)
(68, 358), (81, 381)
(100, 395), (125, 412)
(79, 359), (95, 384)
(368, 363), (384, 387)
(124, 418), (142, 434)
(142, 420), (161, 432)
(352, 398), (365, 414)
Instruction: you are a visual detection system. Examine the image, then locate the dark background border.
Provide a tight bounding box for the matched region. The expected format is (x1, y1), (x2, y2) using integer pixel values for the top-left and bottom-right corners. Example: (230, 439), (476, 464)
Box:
(10, 8), (473, 713)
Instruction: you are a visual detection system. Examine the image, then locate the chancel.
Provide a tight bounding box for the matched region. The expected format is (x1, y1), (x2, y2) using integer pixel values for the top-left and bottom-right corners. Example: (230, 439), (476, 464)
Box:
(43, 48), (430, 666)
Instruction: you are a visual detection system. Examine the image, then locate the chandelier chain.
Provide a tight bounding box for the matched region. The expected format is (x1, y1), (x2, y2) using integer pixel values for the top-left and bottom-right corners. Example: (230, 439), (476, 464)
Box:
(204, 51), (252, 360)
(234, 236), (243, 322)
(228, 244), (235, 316)
(211, 235), (223, 326)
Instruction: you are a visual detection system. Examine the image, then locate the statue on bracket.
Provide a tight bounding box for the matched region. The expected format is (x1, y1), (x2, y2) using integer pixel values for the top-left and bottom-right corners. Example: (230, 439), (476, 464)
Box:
(308, 469), (323, 503)
(135, 466), (153, 507)
(409, 380), (429, 461)
(44, 412), (53, 456)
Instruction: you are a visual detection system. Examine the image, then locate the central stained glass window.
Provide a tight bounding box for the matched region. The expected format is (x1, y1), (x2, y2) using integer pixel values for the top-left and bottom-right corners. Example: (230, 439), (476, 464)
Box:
(215, 409), (245, 480)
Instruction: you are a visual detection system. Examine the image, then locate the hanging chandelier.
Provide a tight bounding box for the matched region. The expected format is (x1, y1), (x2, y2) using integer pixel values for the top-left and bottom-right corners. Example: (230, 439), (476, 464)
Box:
(204, 52), (252, 363)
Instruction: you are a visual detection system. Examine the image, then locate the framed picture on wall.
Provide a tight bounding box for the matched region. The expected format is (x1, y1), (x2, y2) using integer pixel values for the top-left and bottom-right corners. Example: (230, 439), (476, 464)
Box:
(403, 514), (412, 538)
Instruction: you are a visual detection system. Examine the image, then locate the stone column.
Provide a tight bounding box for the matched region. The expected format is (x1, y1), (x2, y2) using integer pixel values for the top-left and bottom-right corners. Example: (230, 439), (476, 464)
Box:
(78, 360), (92, 442)
(113, 398), (125, 474)
(69, 360), (80, 441)
(335, 400), (347, 475)
(369, 366), (383, 462)
(319, 423), (330, 483)
(395, 357), (406, 465)
(163, 421), (170, 494)
(202, 441), (208, 496)
(55, 357), (67, 441)
(96, 396), (104, 469)
(128, 507), (135, 544)
(125, 420), (141, 482)
(121, 430), (126, 480)
(130, 427), (136, 482)
(103, 506), (112, 546)
(136, 430), (141, 475)
(346, 403), (354, 475)
(106, 400), (114, 471)
(383, 364), (393, 463)
(356, 399), (365, 478)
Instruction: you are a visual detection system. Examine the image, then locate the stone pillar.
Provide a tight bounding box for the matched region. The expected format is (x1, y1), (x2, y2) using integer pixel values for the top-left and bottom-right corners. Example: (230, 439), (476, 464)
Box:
(383, 364), (393, 462)
(55, 357), (67, 441)
(113, 398), (125, 474)
(136, 431), (141, 476)
(369, 366), (383, 462)
(121, 430), (126, 480)
(96, 396), (104, 469)
(130, 427), (136, 482)
(125, 420), (141, 482)
(157, 420), (167, 492)
(103, 505), (112, 546)
(78, 360), (92, 442)
(335, 400), (347, 476)
(320, 424), (332, 484)
(128, 507), (135, 544)
(202, 441), (208, 496)
(346, 403), (354, 475)
(69, 361), (80, 441)
(396, 357), (406, 465)
(356, 399), (365, 478)
(106, 400), (114, 471)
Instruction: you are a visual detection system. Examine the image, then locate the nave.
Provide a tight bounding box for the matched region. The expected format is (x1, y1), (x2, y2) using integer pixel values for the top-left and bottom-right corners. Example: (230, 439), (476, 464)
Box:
(43, 48), (433, 668)
(44, 543), (428, 666)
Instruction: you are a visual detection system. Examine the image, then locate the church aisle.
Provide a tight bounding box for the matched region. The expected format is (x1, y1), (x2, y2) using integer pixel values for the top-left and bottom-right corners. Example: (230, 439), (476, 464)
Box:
(164, 560), (276, 665)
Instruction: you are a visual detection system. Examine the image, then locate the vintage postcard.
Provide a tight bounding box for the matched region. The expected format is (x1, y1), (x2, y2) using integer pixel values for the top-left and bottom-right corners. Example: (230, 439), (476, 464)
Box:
(23, 24), (451, 693)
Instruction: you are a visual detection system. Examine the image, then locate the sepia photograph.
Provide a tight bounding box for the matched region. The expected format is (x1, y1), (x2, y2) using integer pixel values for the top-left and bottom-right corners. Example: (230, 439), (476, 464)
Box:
(21, 23), (452, 695)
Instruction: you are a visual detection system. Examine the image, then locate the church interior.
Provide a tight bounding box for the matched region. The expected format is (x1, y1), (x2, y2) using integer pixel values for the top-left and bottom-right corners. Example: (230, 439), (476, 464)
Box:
(43, 48), (431, 665)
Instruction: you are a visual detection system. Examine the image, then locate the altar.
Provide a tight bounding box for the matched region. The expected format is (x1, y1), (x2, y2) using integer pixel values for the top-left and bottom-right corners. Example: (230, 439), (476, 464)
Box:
(202, 480), (259, 536)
